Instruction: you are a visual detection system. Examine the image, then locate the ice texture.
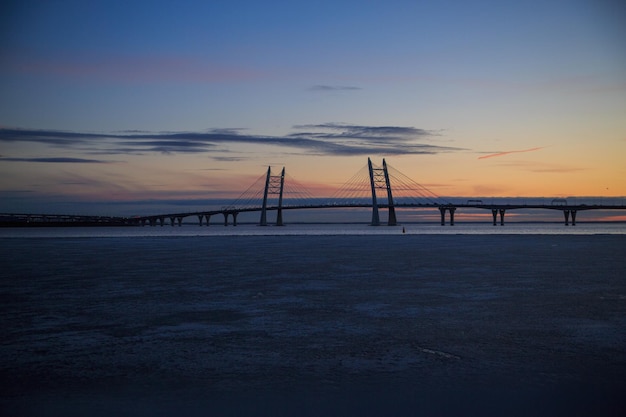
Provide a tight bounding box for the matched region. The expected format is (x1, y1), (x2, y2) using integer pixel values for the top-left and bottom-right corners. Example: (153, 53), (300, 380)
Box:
(1, 234), (625, 416)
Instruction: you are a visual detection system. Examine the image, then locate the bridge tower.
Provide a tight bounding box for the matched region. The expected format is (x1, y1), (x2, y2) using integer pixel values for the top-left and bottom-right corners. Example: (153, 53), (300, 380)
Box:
(368, 158), (397, 226)
(260, 166), (285, 226)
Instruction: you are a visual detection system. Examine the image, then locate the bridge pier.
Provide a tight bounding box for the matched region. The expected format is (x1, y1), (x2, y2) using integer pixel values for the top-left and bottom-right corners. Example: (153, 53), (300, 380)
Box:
(205, 214), (211, 226)
(439, 206), (456, 225)
(276, 208), (283, 226)
(371, 207), (380, 226)
(159, 217), (165, 226)
(564, 210), (577, 226)
(387, 207), (397, 226)
(223, 212), (238, 226)
(492, 209), (505, 225)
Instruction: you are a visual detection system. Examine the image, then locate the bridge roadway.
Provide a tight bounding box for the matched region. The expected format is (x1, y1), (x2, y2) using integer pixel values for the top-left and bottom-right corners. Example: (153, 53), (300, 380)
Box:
(3, 203), (625, 227)
(0, 213), (130, 226)
(130, 202), (626, 227)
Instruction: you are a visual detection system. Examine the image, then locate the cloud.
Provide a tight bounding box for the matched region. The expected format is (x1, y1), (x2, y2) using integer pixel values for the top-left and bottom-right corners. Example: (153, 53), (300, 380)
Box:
(478, 147), (544, 159)
(209, 156), (247, 163)
(308, 85), (362, 91)
(0, 128), (103, 145)
(0, 124), (459, 158)
(289, 124), (449, 155)
(1, 157), (110, 163)
(292, 123), (434, 140)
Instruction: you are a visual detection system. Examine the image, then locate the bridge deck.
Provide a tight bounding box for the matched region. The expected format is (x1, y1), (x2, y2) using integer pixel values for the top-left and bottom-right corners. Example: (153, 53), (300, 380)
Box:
(3, 203), (625, 226)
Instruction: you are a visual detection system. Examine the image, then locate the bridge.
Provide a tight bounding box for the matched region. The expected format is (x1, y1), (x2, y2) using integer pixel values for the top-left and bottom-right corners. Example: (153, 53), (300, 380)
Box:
(2, 158), (625, 227)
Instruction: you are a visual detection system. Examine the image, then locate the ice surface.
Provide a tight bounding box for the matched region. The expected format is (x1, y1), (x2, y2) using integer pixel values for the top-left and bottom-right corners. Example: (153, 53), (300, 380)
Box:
(1, 234), (625, 416)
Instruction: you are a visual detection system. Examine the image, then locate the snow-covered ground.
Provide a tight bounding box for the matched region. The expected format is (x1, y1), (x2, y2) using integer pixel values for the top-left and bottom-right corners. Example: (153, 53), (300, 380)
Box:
(1, 235), (625, 416)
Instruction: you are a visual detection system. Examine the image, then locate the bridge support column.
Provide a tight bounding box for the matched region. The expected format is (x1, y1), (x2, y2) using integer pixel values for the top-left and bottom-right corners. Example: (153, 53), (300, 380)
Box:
(260, 167), (270, 226)
(367, 158), (398, 226)
(170, 217), (176, 226)
(438, 206), (456, 225)
(382, 159), (397, 226)
(368, 158), (381, 226)
(276, 167), (285, 226)
(224, 212), (229, 226)
(158, 217), (164, 226)
(198, 215), (203, 226)
(276, 208), (283, 226)
(177, 217), (182, 226)
(232, 212), (238, 226)
(565, 210), (577, 226)
(205, 214), (211, 226)
(260, 166), (286, 226)
(491, 209), (505, 225)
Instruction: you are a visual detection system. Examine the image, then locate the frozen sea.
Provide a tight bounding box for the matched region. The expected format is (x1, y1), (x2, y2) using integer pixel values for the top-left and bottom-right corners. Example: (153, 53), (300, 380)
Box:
(1, 223), (625, 416)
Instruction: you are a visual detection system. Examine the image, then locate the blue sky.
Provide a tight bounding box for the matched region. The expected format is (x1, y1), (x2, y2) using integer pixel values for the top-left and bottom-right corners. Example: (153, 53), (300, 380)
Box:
(1, 0), (625, 218)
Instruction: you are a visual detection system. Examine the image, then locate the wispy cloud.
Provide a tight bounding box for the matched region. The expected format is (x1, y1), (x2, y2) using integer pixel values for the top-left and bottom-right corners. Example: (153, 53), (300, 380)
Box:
(478, 147), (544, 159)
(288, 123), (457, 155)
(308, 85), (361, 91)
(0, 124), (459, 157)
(1, 157), (110, 163)
(292, 123), (434, 140)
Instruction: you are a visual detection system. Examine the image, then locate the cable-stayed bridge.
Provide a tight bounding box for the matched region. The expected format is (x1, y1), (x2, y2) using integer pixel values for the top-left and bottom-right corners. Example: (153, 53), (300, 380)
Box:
(128, 158), (457, 227)
(2, 158), (625, 227)
(218, 158), (448, 226)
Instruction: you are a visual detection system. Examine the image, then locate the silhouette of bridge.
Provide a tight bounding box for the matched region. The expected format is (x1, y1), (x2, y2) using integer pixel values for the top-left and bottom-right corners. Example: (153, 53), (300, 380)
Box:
(2, 158), (625, 227)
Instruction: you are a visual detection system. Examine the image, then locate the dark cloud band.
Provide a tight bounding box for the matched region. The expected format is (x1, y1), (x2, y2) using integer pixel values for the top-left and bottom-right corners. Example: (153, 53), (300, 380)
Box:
(1, 157), (109, 163)
(0, 124), (459, 158)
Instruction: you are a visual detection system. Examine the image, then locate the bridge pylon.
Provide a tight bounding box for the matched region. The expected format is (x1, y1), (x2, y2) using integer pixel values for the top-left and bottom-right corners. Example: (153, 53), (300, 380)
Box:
(368, 158), (397, 226)
(260, 166), (285, 226)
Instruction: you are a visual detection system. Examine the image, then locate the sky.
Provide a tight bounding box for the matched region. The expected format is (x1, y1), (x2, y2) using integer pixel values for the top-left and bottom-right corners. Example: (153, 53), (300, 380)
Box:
(1, 0), (625, 218)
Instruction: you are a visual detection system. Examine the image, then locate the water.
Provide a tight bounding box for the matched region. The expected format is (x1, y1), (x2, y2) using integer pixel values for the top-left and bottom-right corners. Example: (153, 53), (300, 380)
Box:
(1, 221), (625, 238)
(1, 226), (625, 416)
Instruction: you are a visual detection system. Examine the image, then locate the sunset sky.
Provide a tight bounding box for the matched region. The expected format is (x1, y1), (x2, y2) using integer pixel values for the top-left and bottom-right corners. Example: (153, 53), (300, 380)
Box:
(1, 0), (625, 216)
